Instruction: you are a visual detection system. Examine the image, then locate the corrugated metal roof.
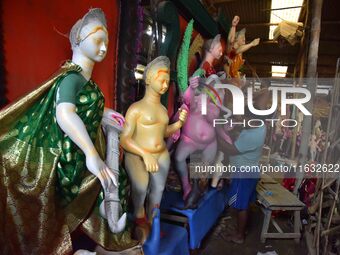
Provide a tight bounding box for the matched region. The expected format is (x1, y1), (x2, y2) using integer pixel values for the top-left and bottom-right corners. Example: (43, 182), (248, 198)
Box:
(205, 0), (340, 78)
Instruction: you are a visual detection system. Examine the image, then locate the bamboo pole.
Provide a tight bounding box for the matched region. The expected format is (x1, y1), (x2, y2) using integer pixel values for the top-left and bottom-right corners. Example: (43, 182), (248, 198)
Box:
(297, 0), (323, 172)
(322, 178), (340, 254)
(296, 1), (324, 252)
(299, 2), (324, 253)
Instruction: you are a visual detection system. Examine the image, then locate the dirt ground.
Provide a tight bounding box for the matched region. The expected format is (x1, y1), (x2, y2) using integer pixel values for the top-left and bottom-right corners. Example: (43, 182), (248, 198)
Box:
(198, 205), (308, 255)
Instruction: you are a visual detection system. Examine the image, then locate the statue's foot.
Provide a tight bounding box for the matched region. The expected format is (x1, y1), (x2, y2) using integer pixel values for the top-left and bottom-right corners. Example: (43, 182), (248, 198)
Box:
(133, 217), (151, 244)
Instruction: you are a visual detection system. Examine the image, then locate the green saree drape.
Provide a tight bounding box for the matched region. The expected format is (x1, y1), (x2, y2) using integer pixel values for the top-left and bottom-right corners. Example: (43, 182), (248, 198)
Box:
(0, 62), (137, 254)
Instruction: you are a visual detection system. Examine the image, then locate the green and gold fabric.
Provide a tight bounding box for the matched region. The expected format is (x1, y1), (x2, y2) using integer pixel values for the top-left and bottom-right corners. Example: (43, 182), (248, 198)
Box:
(0, 61), (137, 254)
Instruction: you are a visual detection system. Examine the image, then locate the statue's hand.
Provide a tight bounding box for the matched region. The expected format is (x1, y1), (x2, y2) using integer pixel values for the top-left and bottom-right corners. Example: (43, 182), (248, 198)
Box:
(103, 108), (125, 127)
(232, 15), (240, 26)
(179, 108), (188, 124)
(142, 153), (159, 172)
(86, 153), (118, 190)
(251, 38), (260, 47)
(189, 76), (200, 89)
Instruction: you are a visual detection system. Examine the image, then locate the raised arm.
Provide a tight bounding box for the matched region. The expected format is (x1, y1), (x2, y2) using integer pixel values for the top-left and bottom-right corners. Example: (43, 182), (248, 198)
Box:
(236, 38), (260, 54)
(228, 16), (240, 46)
(182, 76), (200, 106)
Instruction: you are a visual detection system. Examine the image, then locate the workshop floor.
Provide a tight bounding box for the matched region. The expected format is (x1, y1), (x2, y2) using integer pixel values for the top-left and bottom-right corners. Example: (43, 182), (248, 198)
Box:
(198, 205), (307, 255)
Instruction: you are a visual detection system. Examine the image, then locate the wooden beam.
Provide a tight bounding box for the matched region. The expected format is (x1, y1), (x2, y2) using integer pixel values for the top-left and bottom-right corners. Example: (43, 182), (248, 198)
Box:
(238, 20), (340, 27)
(213, 0), (238, 4)
(322, 20), (340, 25)
(246, 55), (339, 67)
(174, 0), (219, 37)
(246, 56), (296, 65)
(238, 22), (280, 27)
(262, 6), (303, 12)
(298, 1), (324, 253)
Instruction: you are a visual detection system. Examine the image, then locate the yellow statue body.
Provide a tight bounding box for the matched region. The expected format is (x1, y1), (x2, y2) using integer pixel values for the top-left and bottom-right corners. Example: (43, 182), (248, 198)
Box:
(120, 56), (187, 242)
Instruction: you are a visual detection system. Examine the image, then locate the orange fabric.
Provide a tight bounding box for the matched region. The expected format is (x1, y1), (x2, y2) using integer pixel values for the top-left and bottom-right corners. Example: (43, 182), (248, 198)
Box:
(229, 52), (244, 79)
(3, 0), (120, 108)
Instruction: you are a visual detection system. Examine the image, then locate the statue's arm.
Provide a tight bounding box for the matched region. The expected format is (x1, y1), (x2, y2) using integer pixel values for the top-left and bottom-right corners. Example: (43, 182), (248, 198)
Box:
(120, 106), (146, 158)
(120, 105), (159, 172)
(165, 108), (188, 137)
(236, 38), (260, 54)
(56, 103), (117, 188)
(103, 107), (125, 127)
(228, 16), (240, 45)
(57, 103), (97, 156)
(182, 85), (196, 106)
(182, 76), (200, 105)
(165, 121), (182, 138)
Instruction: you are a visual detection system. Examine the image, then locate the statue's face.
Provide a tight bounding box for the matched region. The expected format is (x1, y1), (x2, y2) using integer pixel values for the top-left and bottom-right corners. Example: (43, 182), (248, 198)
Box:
(78, 21), (108, 62)
(210, 42), (223, 60)
(147, 67), (170, 95)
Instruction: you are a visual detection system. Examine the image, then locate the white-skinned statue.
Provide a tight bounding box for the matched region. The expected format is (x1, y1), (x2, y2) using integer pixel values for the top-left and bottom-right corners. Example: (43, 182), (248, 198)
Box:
(0, 8), (137, 254)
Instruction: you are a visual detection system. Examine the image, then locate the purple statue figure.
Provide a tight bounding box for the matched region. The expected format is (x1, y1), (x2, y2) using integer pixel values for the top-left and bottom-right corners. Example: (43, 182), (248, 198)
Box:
(174, 34), (225, 208)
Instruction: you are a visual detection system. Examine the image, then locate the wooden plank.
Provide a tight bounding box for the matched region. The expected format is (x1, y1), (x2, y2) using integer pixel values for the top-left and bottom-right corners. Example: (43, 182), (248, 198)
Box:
(272, 218), (284, 233)
(160, 213), (188, 224)
(269, 206), (305, 210)
(263, 233), (301, 239)
(261, 209), (272, 243)
(294, 211), (301, 243)
(260, 173), (278, 184)
(305, 229), (317, 255)
(257, 182), (305, 208)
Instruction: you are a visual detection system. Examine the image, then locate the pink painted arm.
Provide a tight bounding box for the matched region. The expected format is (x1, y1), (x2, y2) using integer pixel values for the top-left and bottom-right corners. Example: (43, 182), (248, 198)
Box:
(182, 76), (199, 106)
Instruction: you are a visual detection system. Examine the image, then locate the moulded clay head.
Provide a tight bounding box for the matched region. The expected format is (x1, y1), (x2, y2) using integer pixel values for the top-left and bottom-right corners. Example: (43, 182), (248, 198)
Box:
(70, 8), (108, 62)
(203, 34), (223, 60)
(236, 28), (246, 46)
(144, 56), (171, 95)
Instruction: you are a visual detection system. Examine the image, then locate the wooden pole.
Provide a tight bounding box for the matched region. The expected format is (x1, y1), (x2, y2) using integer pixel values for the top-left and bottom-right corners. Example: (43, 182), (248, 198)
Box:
(297, 0), (323, 167)
(296, 1), (323, 254)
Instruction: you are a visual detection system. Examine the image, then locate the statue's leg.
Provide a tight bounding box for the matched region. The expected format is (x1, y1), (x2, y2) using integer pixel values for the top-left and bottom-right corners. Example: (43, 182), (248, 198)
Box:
(124, 152), (149, 219)
(147, 150), (170, 219)
(174, 139), (199, 200)
(201, 140), (218, 190)
(125, 152), (151, 243)
(184, 140), (218, 209)
(211, 151), (224, 188)
(202, 139), (218, 164)
(202, 140), (218, 185)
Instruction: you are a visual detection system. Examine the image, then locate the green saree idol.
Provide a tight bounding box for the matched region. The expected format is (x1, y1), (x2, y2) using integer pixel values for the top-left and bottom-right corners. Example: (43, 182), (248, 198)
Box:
(0, 62), (137, 254)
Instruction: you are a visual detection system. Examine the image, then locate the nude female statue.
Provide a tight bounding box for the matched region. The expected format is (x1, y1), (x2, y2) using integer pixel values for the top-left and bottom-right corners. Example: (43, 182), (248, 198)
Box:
(120, 56), (188, 243)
